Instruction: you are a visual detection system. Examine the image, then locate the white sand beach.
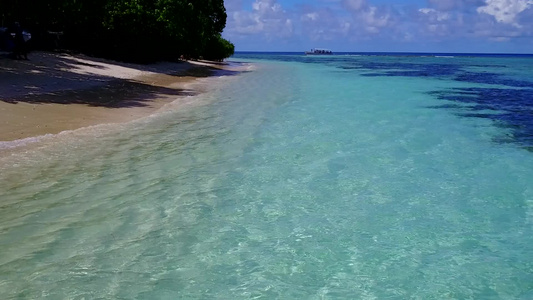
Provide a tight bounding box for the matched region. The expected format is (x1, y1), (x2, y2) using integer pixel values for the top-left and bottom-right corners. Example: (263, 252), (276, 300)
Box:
(0, 51), (232, 142)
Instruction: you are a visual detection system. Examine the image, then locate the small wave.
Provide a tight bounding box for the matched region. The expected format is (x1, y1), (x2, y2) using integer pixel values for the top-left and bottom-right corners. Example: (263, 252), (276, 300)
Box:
(0, 121), (128, 154)
(0, 134), (53, 150)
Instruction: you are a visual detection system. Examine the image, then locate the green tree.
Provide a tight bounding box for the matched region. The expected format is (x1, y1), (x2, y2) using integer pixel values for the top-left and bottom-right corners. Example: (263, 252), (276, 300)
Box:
(2, 0), (234, 61)
(204, 34), (234, 61)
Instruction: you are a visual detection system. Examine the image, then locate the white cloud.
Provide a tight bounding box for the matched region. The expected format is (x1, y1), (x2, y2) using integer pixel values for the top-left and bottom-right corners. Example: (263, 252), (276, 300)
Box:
(428, 0), (486, 11)
(416, 0), (533, 39)
(414, 7), (456, 38)
(299, 8), (353, 40)
(340, 1), (392, 35)
(361, 6), (391, 33)
(419, 8), (451, 21)
(222, 0), (533, 51)
(343, 0), (367, 11)
(477, 0), (533, 26)
(302, 12), (319, 21)
(252, 0), (283, 15)
(225, 0), (294, 39)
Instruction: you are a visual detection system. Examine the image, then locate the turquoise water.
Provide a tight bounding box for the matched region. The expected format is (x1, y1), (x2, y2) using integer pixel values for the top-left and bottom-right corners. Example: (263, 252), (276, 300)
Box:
(1, 54), (533, 299)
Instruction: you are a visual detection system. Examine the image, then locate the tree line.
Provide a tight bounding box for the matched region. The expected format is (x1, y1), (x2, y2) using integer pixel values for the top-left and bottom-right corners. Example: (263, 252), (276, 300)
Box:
(1, 0), (235, 62)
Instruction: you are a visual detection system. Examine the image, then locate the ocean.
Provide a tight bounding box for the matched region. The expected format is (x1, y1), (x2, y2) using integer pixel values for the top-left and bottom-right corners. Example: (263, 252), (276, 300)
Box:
(1, 52), (532, 299)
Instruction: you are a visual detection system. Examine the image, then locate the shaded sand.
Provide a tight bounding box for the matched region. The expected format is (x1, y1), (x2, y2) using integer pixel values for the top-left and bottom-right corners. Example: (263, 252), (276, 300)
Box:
(0, 52), (237, 142)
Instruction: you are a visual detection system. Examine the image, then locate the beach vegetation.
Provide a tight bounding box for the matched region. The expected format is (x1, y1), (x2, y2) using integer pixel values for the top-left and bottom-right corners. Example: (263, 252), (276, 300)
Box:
(0, 0), (234, 62)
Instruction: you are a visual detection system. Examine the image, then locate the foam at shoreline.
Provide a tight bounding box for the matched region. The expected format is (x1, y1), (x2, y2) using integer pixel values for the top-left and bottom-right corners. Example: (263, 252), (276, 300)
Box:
(0, 52), (247, 152)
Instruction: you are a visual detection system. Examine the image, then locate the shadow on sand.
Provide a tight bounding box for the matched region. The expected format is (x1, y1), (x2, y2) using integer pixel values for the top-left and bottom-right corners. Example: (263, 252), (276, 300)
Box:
(0, 52), (240, 108)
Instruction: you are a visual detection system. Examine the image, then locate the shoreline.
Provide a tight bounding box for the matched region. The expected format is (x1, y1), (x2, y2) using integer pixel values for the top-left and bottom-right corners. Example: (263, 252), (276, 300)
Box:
(0, 51), (238, 144)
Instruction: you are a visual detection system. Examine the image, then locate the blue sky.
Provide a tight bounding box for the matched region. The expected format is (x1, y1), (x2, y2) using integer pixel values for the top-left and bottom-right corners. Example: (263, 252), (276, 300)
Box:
(222, 0), (533, 53)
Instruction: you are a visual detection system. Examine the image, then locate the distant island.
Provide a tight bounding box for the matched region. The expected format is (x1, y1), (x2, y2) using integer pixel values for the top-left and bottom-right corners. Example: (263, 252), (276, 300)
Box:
(305, 48), (333, 55)
(0, 0), (234, 62)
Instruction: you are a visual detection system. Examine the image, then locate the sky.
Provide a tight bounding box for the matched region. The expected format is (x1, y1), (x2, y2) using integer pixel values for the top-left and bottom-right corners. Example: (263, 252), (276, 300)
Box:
(221, 0), (533, 53)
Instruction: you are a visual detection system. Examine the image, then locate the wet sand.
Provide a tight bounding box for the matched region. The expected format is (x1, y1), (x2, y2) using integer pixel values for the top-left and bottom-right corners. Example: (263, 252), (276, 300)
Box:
(0, 52), (234, 142)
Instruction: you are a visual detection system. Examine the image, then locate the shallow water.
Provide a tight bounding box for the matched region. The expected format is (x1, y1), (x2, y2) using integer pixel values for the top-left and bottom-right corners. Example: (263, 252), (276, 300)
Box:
(1, 54), (533, 299)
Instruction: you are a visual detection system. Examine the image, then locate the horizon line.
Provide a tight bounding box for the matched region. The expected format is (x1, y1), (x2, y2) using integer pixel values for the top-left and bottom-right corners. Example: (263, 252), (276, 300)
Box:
(234, 50), (533, 56)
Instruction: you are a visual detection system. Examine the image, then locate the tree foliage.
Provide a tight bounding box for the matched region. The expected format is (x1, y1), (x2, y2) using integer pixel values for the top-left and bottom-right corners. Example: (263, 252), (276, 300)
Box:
(0, 0), (234, 61)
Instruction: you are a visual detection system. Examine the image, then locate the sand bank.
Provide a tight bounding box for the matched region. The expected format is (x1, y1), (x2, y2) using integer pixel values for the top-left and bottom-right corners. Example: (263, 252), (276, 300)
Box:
(0, 52), (235, 142)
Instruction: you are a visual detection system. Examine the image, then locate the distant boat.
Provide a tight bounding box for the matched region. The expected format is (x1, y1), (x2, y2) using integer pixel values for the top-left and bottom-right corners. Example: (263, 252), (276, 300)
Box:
(305, 48), (333, 55)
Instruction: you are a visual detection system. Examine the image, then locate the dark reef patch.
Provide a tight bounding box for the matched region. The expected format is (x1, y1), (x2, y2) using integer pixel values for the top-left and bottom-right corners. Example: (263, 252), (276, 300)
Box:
(332, 58), (533, 150)
(357, 62), (460, 78)
(429, 87), (533, 149)
(455, 72), (532, 88)
(234, 53), (533, 150)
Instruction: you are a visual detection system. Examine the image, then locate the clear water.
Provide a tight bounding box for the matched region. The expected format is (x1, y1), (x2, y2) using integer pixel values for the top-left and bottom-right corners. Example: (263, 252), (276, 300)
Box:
(1, 53), (533, 299)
